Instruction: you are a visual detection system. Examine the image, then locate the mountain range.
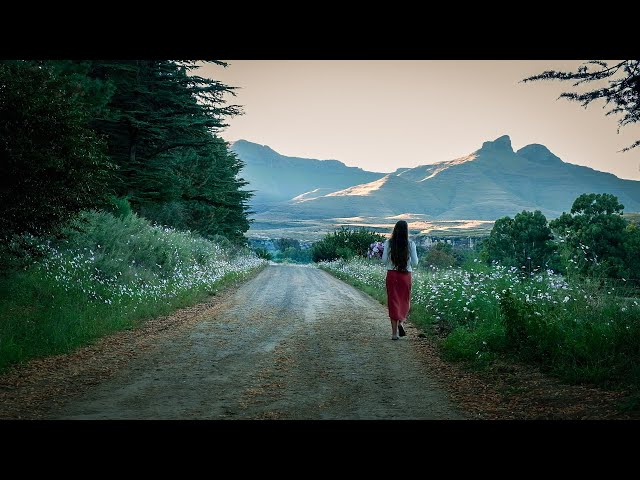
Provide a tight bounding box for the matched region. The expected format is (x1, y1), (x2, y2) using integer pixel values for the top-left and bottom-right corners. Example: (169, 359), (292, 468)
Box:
(231, 136), (640, 220)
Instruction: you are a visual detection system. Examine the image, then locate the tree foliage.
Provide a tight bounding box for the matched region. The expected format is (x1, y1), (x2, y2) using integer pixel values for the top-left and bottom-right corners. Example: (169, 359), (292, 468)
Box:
(54, 60), (252, 242)
(254, 247), (273, 261)
(275, 238), (301, 251)
(523, 60), (640, 151)
(311, 227), (385, 262)
(272, 238), (312, 263)
(423, 243), (457, 269)
(483, 210), (555, 272)
(1, 58), (253, 260)
(276, 247), (312, 264)
(622, 223), (640, 283)
(0, 61), (113, 241)
(85, 61), (240, 173)
(550, 193), (628, 278)
(136, 138), (252, 242)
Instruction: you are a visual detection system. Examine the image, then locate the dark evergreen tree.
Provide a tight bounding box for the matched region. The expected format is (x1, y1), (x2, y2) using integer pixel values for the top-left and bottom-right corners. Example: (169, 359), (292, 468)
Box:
(0, 60), (112, 241)
(80, 60), (252, 240)
(171, 138), (252, 242)
(523, 60), (640, 151)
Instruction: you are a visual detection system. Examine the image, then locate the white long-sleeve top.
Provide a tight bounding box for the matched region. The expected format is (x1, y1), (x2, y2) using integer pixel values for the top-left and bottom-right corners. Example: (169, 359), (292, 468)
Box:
(381, 238), (419, 272)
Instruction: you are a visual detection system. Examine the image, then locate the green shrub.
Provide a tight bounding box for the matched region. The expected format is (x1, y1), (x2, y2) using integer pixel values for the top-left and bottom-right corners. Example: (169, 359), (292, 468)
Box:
(423, 246), (456, 269)
(278, 246), (312, 263)
(321, 256), (640, 396)
(311, 227), (385, 262)
(421, 243), (475, 270)
(275, 238), (300, 251)
(550, 193), (629, 280)
(483, 210), (556, 273)
(254, 247), (273, 260)
(441, 318), (506, 365)
(0, 210), (265, 373)
(104, 196), (133, 219)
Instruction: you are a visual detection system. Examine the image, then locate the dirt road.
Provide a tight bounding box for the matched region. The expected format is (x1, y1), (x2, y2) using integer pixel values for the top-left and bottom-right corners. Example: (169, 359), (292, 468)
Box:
(48, 264), (465, 419)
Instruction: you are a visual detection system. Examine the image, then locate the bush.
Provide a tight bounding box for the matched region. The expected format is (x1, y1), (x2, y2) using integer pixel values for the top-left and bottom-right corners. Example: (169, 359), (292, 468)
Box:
(421, 242), (476, 270)
(0, 233), (44, 276)
(277, 246), (312, 263)
(623, 223), (640, 286)
(254, 247), (273, 260)
(423, 244), (456, 269)
(321, 256), (640, 394)
(104, 196), (133, 219)
(311, 227), (385, 262)
(270, 238), (313, 264)
(275, 238), (300, 251)
(0, 210), (266, 373)
(550, 193), (628, 279)
(335, 246), (355, 261)
(483, 210), (556, 273)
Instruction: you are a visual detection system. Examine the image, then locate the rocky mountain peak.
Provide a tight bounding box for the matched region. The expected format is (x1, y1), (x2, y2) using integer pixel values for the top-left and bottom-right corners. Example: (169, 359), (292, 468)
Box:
(516, 143), (561, 164)
(480, 135), (513, 153)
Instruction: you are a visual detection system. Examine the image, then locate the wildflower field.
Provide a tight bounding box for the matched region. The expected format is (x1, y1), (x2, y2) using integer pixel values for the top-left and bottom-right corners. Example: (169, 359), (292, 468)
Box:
(0, 211), (266, 372)
(321, 257), (640, 393)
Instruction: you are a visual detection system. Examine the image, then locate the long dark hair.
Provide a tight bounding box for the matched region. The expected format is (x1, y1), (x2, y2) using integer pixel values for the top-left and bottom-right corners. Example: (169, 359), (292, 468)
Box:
(389, 220), (409, 271)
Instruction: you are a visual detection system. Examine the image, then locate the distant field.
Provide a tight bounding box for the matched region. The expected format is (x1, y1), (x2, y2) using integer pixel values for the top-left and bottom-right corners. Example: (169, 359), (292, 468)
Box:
(249, 211), (640, 242)
(625, 212), (640, 225)
(248, 214), (495, 241)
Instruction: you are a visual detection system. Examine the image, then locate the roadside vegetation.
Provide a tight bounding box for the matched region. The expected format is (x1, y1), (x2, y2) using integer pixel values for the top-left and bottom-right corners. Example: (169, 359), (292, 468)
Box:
(0, 60), (259, 373)
(317, 193), (640, 409)
(0, 210), (265, 372)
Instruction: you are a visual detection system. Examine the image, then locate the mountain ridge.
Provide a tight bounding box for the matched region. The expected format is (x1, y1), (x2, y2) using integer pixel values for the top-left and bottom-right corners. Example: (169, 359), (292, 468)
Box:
(231, 140), (386, 208)
(232, 136), (640, 220)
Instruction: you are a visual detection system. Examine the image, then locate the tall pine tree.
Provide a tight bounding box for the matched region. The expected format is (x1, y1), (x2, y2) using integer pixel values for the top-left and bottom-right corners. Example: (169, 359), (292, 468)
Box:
(83, 60), (252, 241)
(0, 60), (112, 241)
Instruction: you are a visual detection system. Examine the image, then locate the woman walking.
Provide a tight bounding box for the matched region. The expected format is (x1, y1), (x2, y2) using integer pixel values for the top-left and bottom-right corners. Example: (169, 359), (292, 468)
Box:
(381, 220), (419, 340)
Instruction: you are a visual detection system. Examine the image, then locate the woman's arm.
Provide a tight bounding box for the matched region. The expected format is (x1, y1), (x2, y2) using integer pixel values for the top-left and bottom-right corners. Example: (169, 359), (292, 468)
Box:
(381, 239), (389, 263)
(410, 240), (418, 267)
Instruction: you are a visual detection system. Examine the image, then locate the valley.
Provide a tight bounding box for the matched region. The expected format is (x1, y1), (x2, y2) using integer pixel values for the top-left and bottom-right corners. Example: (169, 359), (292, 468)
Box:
(247, 213), (493, 244)
(233, 135), (640, 244)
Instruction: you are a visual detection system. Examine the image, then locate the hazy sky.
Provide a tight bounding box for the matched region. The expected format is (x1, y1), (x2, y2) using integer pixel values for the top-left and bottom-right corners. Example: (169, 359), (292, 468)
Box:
(200, 61), (640, 181)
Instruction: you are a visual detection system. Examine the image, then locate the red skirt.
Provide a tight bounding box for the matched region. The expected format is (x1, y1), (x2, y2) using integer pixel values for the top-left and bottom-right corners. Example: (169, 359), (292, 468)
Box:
(386, 270), (412, 321)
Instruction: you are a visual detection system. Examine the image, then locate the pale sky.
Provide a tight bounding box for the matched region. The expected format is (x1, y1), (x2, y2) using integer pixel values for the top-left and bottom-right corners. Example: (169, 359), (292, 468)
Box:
(200, 60), (640, 181)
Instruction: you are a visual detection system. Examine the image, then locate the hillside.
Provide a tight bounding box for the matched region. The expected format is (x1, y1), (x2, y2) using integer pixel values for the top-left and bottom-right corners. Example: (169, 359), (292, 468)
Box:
(234, 136), (640, 221)
(231, 140), (384, 209)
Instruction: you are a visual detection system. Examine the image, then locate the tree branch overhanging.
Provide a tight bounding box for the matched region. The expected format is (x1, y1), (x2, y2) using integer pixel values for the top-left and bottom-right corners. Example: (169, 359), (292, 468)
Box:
(522, 60), (640, 152)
